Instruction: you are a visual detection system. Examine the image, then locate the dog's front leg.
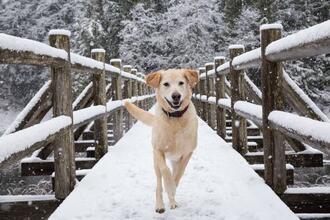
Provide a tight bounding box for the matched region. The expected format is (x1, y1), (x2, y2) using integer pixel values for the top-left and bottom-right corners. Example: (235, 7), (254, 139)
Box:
(153, 153), (165, 213)
(173, 152), (193, 187)
(153, 149), (178, 210)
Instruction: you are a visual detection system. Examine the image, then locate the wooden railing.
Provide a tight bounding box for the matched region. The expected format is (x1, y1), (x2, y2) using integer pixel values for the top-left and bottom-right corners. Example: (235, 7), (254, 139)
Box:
(193, 20), (330, 194)
(0, 30), (155, 199)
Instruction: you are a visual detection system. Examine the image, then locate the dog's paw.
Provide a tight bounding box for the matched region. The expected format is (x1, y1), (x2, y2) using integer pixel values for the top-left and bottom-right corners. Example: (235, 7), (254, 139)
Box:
(155, 207), (165, 214)
(123, 100), (130, 108)
(170, 201), (179, 209)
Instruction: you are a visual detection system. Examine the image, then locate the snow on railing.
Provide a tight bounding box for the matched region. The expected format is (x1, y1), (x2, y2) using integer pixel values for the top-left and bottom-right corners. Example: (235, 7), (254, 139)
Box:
(232, 48), (261, 70)
(234, 101), (262, 126)
(0, 94), (155, 168)
(217, 98), (231, 109)
(0, 33), (68, 60)
(265, 20), (330, 61)
(0, 115), (71, 166)
(0, 33), (144, 82)
(199, 61), (230, 79)
(73, 105), (106, 127)
(268, 111), (330, 151)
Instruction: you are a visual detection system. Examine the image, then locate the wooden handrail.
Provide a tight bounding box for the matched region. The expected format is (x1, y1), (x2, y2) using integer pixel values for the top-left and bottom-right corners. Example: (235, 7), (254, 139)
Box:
(0, 95), (155, 169)
(200, 20), (330, 79)
(265, 20), (330, 62)
(268, 111), (330, 155)
(0, 33), (144, 82)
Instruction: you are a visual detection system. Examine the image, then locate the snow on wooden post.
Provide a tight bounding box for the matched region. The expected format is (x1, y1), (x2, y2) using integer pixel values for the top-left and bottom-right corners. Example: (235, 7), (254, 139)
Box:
(123, 65), (133, 129)
(229, 45), (247, 155)
(205, 63), (216, 129)
(215, 57), (226, 138)
(110, 59), (123, 142)
(199, 67), (207, 121)
(260, 24), (286, 194)
(91, 49), (108, 160)
(48, 29), (75, 199)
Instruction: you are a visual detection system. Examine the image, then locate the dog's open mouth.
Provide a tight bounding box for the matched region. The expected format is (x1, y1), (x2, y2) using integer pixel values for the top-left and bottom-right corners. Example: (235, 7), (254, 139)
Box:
(165, 98), (182, 110)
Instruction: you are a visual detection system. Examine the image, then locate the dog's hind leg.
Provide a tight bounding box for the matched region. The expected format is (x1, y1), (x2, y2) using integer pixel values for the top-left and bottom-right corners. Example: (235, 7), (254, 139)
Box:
(153, 150), (178, 209)
(154, 156), (165, 213)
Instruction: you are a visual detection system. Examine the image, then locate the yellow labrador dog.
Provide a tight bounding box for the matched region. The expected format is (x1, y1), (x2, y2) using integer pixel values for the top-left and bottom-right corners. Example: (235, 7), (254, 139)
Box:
(124, 69), (199, 213)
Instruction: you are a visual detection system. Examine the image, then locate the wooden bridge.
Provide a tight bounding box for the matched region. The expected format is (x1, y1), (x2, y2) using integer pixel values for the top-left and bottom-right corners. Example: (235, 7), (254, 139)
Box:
(0, 20), (330, 219)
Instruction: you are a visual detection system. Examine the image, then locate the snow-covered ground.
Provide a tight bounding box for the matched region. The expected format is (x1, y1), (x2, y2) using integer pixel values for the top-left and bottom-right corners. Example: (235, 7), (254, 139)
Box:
(50, 113), (298, 220)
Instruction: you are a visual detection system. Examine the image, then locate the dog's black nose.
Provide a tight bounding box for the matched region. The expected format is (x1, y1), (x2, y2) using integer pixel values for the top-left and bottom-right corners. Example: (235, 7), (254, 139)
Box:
(171, 93), (181, 103)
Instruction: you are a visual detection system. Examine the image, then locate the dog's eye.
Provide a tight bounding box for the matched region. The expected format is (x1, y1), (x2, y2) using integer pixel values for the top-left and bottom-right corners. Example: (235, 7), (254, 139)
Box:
(163, 82), (170, 87)
(179, 81), (184, 86)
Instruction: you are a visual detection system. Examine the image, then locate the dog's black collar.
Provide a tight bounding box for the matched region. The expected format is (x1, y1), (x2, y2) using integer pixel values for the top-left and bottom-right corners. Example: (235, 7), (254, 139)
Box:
(162, 105), (189, 118)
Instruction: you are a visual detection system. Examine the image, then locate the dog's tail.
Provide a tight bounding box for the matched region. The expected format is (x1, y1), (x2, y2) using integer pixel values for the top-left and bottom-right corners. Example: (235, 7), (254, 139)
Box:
(124, 101), (155, 127)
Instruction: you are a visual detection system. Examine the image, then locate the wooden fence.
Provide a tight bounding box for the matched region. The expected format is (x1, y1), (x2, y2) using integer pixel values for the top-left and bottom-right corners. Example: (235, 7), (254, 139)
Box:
(0, 30), (155, 200)
(193, 20), (330, 194)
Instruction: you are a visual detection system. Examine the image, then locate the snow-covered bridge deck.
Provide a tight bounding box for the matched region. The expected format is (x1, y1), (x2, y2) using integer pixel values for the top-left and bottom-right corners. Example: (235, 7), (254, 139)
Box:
(50, 118), (297, 220)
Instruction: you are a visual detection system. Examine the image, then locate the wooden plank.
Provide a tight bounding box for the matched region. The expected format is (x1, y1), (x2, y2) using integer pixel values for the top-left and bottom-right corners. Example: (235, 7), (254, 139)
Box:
(229, 45), (247, 155)
(225, 135), (263, 147)
(261, 25), (286, 193)
(283, 70), (328, 122)
(280, 190), (330, 213)
(21, 158), (96, 176)
(75, 140), (96, 152)
(245, 152), (323, 167)
(243, 73), (262, 104)
(252, 164), (294, 185)
(215, 57), (226, 138)
(226, 127), (260, 136)
(0, 195), (61, 220)
(0, 49), (66, 67)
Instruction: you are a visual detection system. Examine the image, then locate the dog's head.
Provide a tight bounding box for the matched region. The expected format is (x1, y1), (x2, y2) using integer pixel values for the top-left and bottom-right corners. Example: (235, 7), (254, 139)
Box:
(146, 69), (199, 112)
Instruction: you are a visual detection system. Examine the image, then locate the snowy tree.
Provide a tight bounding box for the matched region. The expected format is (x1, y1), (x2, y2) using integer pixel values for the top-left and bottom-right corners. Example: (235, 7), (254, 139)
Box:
(119, 0), (227, 72)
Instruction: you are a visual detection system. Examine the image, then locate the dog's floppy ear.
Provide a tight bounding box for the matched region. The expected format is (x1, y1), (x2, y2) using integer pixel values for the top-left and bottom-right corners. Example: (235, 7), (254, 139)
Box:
(184, 69), (199, 88)
(146, 71), (161, 88)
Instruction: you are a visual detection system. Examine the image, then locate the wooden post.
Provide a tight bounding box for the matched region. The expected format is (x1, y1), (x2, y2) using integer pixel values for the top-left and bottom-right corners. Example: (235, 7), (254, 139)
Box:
(48, 30), (75, 199)
(229, 45), (248, 155)
(123, 65), (133, 130)
(131, 69), (138, 117)
(199, 68), (207, 121)
(261, 24), (286, 193)
(194, 68), (202, 116)
(142, 74), (147, 109)
(215, 56), (226, 138)
(205, 63), (216, 129)
(137, 74), (143, 108)
(110, 59), (123, 142)
(91, 49), (108, 159)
